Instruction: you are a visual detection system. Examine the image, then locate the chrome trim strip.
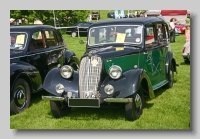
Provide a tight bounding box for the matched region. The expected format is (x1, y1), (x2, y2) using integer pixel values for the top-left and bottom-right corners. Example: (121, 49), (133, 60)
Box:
(104, 98), (133, 103)
(42, 96), (64, 101)
(10, 47), (65, 59)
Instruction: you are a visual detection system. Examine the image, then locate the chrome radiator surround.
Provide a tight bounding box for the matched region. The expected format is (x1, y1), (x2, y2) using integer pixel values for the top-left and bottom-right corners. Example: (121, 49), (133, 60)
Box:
(79, 56), (102, 98)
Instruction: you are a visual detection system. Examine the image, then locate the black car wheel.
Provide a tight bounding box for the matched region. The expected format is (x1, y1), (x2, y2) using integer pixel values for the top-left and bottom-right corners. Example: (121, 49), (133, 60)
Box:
(164, 63), (174, 88)
(125, 85), (144, 121)
(50, 100), (71, 118)
(10, 78), (31, 115)
(71, 31), (77, 37)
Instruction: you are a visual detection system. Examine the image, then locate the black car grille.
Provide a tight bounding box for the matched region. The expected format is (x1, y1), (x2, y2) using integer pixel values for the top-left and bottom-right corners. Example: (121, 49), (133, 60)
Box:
(79, 56), (102, 98)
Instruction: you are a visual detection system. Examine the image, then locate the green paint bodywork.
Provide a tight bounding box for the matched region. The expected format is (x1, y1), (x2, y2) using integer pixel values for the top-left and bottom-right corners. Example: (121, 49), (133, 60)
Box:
(103, 46), (169, 90)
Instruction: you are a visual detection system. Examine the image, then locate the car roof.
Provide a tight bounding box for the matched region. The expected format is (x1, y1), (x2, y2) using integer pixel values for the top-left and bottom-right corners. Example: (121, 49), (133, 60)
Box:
(90, 17), (166, 27)
(74, 22), (93, 24)
(10, 25), (55, 32)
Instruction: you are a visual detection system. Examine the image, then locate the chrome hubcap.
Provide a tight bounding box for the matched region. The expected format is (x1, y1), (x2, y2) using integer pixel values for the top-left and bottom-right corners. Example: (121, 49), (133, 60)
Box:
(135, 94), (142, 110)
(14, 86), (26, 109)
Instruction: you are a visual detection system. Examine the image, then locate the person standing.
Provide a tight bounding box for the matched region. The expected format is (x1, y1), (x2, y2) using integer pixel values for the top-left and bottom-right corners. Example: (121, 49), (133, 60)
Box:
(169, 18), (180, 43)
(185, 13), (190, 26)
(87, 14), (92, 22)
(185, 24), (190, 42)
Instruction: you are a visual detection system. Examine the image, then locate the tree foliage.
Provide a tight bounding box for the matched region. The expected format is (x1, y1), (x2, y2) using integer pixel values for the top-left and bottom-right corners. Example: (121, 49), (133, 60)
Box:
(10, 10), (90, 26)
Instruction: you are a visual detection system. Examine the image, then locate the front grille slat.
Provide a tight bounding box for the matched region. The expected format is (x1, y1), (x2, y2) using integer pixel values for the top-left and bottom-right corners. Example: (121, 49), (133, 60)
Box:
(79, 56), (102, 98)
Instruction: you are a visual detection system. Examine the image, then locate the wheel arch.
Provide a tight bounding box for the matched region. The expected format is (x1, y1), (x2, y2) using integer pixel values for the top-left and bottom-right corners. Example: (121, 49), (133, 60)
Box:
(10, 72), (33, 99)
(139, 71), (155, 99)
(64, 50), (80, 71)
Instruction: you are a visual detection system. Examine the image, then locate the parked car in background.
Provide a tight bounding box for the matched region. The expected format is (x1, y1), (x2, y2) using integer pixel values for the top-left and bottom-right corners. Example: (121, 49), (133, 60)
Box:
(182, 41), (190, 63)
(175, 22), (186, 34)
(175, 28), (181, 35)
(92, 11), (100, 20)
(107, 12), (114, 18)
(66, 22), (93, 37)
(42, 17), (178, 121)
(10, 25), (80, 115)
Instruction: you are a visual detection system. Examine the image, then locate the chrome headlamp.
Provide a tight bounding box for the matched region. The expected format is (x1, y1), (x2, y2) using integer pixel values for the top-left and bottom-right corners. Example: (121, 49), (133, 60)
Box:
(108, 65), (122, 79)
(60, 65), (74, 79)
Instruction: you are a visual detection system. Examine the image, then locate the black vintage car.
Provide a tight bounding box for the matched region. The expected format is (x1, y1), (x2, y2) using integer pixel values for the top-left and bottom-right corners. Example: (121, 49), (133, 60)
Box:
(42, 17), (178, 121)
(66, 22), (93, 37)
(10, 25), (79, 115)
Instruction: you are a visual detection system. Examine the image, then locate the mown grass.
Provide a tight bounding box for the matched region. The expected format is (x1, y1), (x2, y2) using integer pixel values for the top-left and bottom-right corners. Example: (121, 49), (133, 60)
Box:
(10, 33), (190, 129)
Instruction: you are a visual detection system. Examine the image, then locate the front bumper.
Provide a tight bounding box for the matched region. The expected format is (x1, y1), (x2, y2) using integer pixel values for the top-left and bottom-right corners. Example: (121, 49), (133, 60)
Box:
(42, 96), (133, 107)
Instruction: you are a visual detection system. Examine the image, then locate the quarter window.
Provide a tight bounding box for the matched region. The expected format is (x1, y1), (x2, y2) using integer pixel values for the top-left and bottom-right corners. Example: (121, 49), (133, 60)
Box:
(44, 30), (59, 47)
(54, 30), (64, 46)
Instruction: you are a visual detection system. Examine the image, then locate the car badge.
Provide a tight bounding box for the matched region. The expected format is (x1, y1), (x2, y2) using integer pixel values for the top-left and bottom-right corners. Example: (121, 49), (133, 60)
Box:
(91, 59), (98, 66)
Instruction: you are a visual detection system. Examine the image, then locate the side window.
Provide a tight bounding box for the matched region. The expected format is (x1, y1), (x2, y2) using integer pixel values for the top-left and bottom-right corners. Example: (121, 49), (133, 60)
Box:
(54, 30), (64, 45)
(78, 23), (83, 27)
(145, 26), (155, 46)
(29, 31), (46, 51)
(157, 24), (163, 43)
(44, 30), (59, 47)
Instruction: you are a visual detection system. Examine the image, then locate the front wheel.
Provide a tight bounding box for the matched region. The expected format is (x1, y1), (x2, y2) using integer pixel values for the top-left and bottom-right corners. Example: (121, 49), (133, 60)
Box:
(125, 85), (144, 121)
(10, 78), (31, 115)
(50, 100), (71, 118)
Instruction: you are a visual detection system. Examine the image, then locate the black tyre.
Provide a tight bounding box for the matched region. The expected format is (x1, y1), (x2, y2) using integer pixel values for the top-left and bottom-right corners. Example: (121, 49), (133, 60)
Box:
(71, 31), (77, 37)
(10, 78), (31, 115)
(164, 63), (174, 88)
(125, 85), (144, 121)
(50, 100), (71, 118)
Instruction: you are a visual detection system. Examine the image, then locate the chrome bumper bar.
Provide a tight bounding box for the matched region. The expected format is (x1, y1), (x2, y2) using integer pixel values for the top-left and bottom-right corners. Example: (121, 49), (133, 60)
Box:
(104, 98), (133, 103)
(42, 96), (64, 101)
(42, 96), (133, 103)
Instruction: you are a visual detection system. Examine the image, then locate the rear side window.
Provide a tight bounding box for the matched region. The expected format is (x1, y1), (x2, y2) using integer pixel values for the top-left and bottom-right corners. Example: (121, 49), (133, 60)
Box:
(44, 30), (59, 47)
(145, 26), (155, 46)
(54, 30), (64, 46)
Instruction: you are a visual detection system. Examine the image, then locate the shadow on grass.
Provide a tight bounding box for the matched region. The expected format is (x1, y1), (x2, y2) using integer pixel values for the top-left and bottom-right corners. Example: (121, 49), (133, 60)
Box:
(29, 90), (49, 106)
(179, 61), (190, 66)
(47, 103), (127, 121)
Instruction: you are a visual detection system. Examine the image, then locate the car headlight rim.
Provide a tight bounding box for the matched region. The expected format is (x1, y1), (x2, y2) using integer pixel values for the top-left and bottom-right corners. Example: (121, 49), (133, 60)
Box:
(108, 65), (122, 79)
(60, 65), (74, 79)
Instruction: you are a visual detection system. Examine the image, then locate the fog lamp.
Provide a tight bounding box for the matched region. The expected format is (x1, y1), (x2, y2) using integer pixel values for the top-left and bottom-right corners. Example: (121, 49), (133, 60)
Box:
(55, 83), (65, 94)
(104, 84), (114, 95)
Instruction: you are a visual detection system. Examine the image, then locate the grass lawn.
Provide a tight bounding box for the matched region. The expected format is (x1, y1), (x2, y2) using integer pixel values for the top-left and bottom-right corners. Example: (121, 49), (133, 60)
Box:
(10, 33), (190, 129)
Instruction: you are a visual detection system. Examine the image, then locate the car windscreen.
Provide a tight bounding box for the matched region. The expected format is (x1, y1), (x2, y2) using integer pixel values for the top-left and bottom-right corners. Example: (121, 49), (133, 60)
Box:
(88, 25), (143, 46)
(10, 32), (28, 50)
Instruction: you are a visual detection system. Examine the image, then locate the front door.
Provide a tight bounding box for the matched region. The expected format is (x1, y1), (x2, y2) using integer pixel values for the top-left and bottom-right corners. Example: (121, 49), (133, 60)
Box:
(143, 25), (162, 89)
(27, 30), (51, 83)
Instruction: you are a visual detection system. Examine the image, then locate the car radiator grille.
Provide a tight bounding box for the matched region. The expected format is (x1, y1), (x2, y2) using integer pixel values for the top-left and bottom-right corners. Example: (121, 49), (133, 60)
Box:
(79, 56), (102, 98)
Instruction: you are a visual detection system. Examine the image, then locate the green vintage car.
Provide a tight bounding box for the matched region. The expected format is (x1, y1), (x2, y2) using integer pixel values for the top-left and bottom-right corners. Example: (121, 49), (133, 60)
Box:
(42, 17), (178, 121)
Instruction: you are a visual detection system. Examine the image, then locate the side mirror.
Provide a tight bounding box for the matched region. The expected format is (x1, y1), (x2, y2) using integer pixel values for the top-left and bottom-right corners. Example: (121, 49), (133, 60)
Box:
(79, 40), (87, 44)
